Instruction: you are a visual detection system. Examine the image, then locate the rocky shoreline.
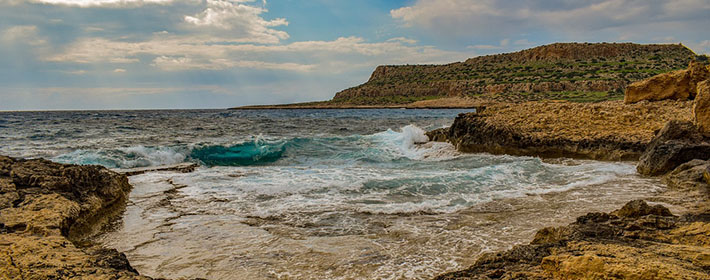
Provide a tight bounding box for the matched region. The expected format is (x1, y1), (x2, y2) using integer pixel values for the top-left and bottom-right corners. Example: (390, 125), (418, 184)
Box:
(429, 100), (692, 161)
(430, 61), (710, 279)
(433, 121), (710, 278)
(3, 62), (710, 279)
(0, 156), (149, 279)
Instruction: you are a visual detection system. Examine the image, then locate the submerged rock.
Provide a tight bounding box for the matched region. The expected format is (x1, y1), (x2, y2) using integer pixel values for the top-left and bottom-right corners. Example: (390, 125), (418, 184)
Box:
(116, 162), (199, 176)
(638, 120), (710, 176)
(624, 61), (710, 104)
(0, 155), (148, 279)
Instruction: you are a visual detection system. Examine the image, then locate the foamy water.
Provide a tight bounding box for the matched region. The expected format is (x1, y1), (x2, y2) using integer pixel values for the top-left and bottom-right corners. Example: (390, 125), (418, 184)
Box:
(0, 109), (664, 279)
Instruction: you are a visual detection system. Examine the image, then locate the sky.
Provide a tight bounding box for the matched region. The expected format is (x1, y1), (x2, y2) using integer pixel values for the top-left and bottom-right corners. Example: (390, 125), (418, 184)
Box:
(1, 0), (709, 110)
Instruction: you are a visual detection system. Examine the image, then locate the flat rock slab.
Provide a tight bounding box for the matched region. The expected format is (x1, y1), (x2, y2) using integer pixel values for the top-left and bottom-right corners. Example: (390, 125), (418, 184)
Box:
(115, 163), (199, 176)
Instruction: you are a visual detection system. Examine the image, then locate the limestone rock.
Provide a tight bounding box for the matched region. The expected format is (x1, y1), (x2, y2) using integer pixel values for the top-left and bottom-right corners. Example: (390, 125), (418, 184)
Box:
(624, 61), (710, 104)
(637, 120), (710, 176)
(0, 155), (148, 279)
(663, 159), (710, 190)
(613, 199), (673, 218)
(425, 128), (450, 142)
(694, 80), (710, 134)
(444, 100), (691, 161)
(436, 200), (710, 280)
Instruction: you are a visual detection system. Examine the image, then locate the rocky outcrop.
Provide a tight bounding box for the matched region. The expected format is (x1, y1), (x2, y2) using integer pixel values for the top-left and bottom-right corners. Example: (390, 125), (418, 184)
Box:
(333, 43), (694, 105)
(442, 100), (692, 161)
(624, 61), (710, 104)
(637, 120), (710, 176)
(426, 128), (450, 142)
(0, 156), (149, 279)
(448, 112), (645, 160)
(435, 200), (710, 280)
(694, 80), (710, 134)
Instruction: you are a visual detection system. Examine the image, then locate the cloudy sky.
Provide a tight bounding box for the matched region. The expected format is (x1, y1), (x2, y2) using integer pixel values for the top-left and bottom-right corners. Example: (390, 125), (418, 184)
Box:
(1, 0), (709, 110)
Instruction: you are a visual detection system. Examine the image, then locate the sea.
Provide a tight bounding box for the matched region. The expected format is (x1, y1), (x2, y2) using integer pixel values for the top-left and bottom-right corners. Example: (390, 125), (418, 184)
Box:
(0, 109), (664, 279)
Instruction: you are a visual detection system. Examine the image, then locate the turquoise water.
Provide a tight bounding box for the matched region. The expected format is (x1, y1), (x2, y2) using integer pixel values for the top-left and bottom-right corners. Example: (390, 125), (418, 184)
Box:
(0, 109), (663, 279)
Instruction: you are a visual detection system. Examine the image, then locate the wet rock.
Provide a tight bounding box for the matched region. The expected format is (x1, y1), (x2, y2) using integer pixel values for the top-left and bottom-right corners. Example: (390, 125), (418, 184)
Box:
(638, 120), (710, 176)
(436, 200), (710, 279)
(613, 200), (673, 218)
(694, 80), (710, 134)
(624, 61), (710, 104)
(425, 128), (450, 142)
(663, 159), (710, 190)
(0, 155), (148, 279)
(116, 162), (199, 176)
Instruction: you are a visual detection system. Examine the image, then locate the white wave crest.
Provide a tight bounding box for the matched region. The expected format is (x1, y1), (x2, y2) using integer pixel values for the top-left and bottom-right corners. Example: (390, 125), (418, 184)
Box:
(372, 124), (459, 161)
(53, 145), (187, 168)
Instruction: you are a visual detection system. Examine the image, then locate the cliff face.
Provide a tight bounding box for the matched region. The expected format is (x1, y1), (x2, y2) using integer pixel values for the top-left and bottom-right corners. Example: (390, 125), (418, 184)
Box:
(334, 43), (695, 105)
(0, 156), (148, 279)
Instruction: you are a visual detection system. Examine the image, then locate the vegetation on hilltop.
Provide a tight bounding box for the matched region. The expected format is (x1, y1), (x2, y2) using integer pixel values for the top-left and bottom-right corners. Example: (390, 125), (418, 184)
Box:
(333, 42), (696, 105)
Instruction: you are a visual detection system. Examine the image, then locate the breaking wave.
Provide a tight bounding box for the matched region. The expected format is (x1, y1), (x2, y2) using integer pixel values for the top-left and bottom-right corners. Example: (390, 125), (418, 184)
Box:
(52, 124), (454, 168)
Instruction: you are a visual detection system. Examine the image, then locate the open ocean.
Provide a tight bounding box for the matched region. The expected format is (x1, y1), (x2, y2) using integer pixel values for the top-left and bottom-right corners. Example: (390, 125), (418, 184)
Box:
(0, 109), (663, 279)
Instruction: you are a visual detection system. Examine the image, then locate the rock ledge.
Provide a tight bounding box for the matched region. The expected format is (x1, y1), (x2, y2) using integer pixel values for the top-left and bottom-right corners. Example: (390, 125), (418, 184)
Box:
(0, 155), (149, 279)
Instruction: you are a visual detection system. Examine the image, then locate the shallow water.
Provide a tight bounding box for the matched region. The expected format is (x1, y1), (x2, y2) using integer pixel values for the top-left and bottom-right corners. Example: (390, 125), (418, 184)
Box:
(0, 109), (664, 279)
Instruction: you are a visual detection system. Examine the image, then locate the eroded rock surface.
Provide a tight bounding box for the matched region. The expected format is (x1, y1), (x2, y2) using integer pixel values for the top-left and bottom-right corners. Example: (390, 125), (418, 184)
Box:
(694, 80), (710, 134)
(426, 128), (450, 142)
(0, 155), (149, 279)
(638, 120), (710, 176)
(435, 200), (710, 280)
(624, 61), (710, 104)
(444, 100), (691, 160)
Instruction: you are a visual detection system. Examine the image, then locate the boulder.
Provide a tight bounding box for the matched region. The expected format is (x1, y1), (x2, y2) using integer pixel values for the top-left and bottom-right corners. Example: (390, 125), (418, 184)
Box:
(624, 61), (710, 104)
(637, 120), (710, 176)
(612, 199), (673, 218)
(663, 159), (710, 190)
(693, 80), (710, 134)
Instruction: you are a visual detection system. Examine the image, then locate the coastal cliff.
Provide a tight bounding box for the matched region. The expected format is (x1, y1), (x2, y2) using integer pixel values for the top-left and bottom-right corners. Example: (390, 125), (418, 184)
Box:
(334, 43), (695, 105)
(0, 156), (147, 279)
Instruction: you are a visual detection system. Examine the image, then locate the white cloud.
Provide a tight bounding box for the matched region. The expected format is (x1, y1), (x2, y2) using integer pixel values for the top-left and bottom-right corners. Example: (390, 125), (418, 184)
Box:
(67, 70), (87, 75)
(113, 68), (126, 72)
(151, 56), (315, 71)
(386, 37), (418, 45)
(28, 0), (175, 7)
(2, 25), (47, 46)
(46, 34), (472, 72)
(184, 0), (288, 44)
(391, 0), (710, 39)
(467, 38), (511, 50)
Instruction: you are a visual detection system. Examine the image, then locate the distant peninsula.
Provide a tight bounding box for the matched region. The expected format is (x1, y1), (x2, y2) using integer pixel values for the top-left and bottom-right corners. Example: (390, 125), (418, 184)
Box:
(232, 42), (700, 109)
